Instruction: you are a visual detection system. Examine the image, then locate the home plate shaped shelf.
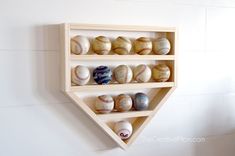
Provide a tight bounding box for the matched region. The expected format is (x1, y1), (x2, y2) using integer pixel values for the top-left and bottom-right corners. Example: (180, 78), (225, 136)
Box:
(60, 23), (177, 150)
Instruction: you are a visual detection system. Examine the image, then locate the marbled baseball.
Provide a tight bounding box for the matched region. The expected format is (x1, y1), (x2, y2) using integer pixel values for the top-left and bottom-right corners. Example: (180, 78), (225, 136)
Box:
(152, 64), (171, 82)
(114, 121), (133, 140)
(92, 36), (111, 55)
(115, 94), (133, 112)
(133, 64), (152, 83)
(70, 35), (90, 55)
(153, 38), (171, 55)
(133, 93), (149, 111)
(95, 95), (114, 114)
(114, 65), (133, 84)
(112, 36), (132, 55)
(93, 66), (112, 85)
(71, 65), (90, 86)
(134, 37), (152, 55)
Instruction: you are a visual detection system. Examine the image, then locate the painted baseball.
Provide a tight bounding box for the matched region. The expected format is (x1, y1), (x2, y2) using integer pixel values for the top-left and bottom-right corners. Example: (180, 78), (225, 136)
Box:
(114, 65), (133, 84)
(134, 37), (152, 55)
(114, 121), (133, 140)
(115, 94), (133, 112)
(95, 95), (114, 114)
(92, 36), (111, 55)
(112, 36), (132, 55)
(133, 64), (152, 83)
(71, 65), (90, 86)
(133, 93), (149, 111)
(152, 38), (171, 55)
(70, 35), (90, 55)
(152, 64), (171, 82)
(93, 66), (112, 85)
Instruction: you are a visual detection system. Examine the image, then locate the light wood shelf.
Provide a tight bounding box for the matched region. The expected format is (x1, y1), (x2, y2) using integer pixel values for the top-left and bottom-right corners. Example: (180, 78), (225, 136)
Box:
(97, 110), (153, 121)
(61, 23), (177, 150)
(70, 55), (175, 61)
(70, 82), (175, 92)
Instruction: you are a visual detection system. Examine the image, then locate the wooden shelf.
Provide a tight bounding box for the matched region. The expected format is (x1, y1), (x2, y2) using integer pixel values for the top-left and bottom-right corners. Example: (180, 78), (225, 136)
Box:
(61, 23), (178, 150)
(97, 110), (153, 121)
(70, 82), (175, 92)
(70, 55), (175, 61)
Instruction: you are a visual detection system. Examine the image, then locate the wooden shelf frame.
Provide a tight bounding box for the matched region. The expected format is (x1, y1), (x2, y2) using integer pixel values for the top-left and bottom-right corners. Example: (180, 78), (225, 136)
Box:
(61, 23), (178, 150)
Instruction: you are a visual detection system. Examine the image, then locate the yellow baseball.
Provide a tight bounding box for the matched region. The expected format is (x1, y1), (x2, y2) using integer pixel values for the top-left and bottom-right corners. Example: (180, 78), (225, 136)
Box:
(133, 64), (152, 83)
(115, 94), (133, 112)
(112, 36), (132, 55)
(92, 36), (111, 55)
(134, 37), (152, 55)
(70, 35), (90, 55)
(152, 64), (171, 82)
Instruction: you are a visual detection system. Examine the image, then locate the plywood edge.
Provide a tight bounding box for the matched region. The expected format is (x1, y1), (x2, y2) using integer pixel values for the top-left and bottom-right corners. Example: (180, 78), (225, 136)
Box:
(98, 110), (153, 121)
(70, 82), (175, 92)
(66, 92), (128, 150)
(61, 23), (71, 92)
(66, 23), (176, 32)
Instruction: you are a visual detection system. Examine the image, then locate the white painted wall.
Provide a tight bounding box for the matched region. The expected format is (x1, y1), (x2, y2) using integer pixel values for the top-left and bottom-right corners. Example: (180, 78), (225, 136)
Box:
(0, 0), (235, 155)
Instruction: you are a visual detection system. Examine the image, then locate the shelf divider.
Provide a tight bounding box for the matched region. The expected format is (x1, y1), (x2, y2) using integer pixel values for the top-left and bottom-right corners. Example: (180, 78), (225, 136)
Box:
(70, 82), (175, 92)
(97, 110), (153, 121)
(70, 55), (175, 61)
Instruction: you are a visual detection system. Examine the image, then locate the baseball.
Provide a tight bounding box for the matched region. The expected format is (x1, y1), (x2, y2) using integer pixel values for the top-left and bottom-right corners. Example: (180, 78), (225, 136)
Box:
(133, 93), (149, 111)
(152, 64), (171, 82)
(152, 38), (171, 55)
(115, 94), (133, 112)
(133, 64), (152, 83)
(92, 36), (111, 55)
(95, 95), (114, 114)
(93, 66), (112, 85)
(134, 37), (152, 55)
(71, 65), (90, 86)
(70, 35), (90, 55)
(114, 121), (133, 140)
(114, 65), (133, 84)
(112, 36), (132, 55)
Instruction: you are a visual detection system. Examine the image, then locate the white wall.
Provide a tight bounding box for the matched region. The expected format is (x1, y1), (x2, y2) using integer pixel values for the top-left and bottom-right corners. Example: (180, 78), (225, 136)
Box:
(0, 0), (235, 155)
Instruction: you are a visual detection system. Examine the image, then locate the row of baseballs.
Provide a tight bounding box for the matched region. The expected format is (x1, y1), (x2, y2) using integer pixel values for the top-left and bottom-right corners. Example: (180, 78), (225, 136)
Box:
(114, 120), (133, 140)
(71, 64), (171, 86)
(95, 93), (149, 114)
(71, 35), (171, 55)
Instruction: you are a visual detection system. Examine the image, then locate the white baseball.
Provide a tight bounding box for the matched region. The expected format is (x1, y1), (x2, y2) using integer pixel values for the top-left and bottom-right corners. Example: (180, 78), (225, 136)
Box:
(152, 38), (171, 55)
(95, 95), (114, 114)
(71, 35), (90, 55)
(133, 64), (152, 83)
(114, 121), (133, 140)
(114, 65), (133, 84)
(71, 65), (90, 86)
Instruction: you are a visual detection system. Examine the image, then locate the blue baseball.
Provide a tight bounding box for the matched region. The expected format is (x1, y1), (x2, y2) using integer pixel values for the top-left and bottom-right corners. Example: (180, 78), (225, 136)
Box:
(93, 66), (112, 84)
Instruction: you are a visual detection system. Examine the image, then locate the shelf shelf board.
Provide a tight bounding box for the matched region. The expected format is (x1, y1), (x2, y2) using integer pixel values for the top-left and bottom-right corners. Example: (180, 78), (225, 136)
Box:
(70, 82), (175, 92)
(70, 55), (175, 61)
(69, 23), (176, 32)
(97, 110), (153, 121)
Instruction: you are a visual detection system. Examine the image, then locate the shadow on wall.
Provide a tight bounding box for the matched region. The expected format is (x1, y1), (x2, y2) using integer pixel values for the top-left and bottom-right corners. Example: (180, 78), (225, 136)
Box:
(32, 24), (117, 150)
